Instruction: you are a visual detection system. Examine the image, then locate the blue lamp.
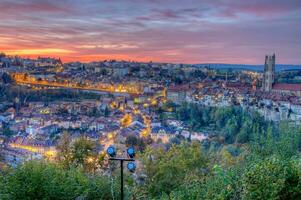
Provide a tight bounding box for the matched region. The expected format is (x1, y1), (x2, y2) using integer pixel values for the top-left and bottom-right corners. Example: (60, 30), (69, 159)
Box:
(107, 146), (116, 157)
(127, 162), (136, 172)
(127, 147), (135, 158)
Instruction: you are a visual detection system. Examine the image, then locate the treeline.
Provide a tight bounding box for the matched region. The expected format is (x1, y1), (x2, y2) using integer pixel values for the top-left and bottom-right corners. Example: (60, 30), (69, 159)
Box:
(1, 130), (300, 199)
(0, 84), (101, 103)
(175, 103), (269, 144)
(138, 136), (301, 199)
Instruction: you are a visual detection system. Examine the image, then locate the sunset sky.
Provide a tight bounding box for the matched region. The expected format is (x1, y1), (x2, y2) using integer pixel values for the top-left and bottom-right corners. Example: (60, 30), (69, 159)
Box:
(0, 0), (301, 64)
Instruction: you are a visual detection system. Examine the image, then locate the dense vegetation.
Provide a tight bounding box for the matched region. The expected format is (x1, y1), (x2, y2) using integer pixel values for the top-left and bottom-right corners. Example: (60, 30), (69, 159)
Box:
(135, 102), (301, 199)
(0, 84), (101, 103)
(277, 70), (301, 84)
(0, 161), (119, 200)
(0, 104), (300, 199)
(175, 103), (279, 148)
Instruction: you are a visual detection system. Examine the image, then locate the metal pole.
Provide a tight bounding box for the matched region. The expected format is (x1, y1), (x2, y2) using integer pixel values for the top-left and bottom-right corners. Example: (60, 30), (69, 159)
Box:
(108, 158), (134, 200)
(120, 160), (124, 200)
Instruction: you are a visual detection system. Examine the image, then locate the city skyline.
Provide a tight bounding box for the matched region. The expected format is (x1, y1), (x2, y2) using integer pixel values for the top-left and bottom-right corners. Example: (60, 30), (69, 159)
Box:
(1, 0), (301, 64)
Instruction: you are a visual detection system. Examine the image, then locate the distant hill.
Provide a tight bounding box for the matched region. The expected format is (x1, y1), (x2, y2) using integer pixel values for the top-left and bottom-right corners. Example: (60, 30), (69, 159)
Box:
(195, 64), (301, 72)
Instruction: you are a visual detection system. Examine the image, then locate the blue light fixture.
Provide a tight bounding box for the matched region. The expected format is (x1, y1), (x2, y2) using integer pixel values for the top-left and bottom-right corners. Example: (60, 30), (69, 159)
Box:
(127, 147), (135, 158)
(127, 162), (136, 172)
(107, 146), (116, 157)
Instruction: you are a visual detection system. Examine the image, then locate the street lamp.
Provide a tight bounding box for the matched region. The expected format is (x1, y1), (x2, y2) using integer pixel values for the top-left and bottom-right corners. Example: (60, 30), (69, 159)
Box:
(107, 146), (136, 200)
(107, 145), (116, 157)
(127, 162), (136, 172)
(127, 146), (135, 158)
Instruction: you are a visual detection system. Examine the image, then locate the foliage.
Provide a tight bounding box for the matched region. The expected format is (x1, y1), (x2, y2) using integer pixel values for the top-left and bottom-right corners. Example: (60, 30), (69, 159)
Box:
(125, 135), (146, 152)
(88, 106), (101, 117)
(242, 157), (301, 200)
(0, 73), (14, 84)
(139, 142), (209, 198)
(135, 105), (301, 199)
(0, 161), (117, 200)
(71, 136), (96, 169)
(104, 106), (110, 117)
(56, 134), (99, 172)
(56, 131), (73, 168)
(0, 84), (101, 103)
(175, 103), (267, 145)
(2, 126), (13, 137)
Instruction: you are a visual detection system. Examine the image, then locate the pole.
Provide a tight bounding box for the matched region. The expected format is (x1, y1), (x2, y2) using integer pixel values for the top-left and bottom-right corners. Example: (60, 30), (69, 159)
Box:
(120, 160), (124, 200)
(108, 158), (134, 200)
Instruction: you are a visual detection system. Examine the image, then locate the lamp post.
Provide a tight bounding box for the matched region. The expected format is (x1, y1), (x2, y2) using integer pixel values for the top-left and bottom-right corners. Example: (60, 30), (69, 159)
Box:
(107, 146), (136, 200)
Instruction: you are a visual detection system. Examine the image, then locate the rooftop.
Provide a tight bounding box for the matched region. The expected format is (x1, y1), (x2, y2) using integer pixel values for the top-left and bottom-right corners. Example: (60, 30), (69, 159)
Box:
(273, 83), (301, 91)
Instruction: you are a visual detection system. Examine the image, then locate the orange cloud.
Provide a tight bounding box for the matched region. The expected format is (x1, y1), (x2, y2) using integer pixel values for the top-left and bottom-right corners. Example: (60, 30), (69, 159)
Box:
(4, 48), (75, 56)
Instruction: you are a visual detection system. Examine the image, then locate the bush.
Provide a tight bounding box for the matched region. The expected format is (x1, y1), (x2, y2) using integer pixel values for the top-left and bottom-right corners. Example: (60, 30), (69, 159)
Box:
(0, 161), (117, 200)
(242, 157), (301, 200)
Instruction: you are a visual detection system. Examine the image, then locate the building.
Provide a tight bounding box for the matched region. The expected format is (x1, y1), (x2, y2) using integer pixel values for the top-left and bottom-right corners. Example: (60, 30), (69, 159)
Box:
(273, 83), (301, 96)
(262, 54), (275, 92)
(35, 57), (62, 67)
(261, 54), (301, 96)
(167, 85), (189, 104)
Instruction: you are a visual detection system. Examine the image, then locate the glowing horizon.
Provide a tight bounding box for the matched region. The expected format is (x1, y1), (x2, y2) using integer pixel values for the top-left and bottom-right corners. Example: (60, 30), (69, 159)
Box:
(0, 0), (301, 64)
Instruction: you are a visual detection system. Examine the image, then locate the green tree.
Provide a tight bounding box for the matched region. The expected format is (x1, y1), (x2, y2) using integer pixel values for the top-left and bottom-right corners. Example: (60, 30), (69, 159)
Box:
(141, 142), (209, 198)
(236, 118), (252, 144)
(242, 157), (301, 200)
(125, 135), (147, 152)
(88, 106), (100, 117)
(57, 134), (98, 172)
(71, 137), (97, 172)
(1, 73), (13, 84)
(125, 135), (138, 147)
(224, 117), (238, 144)
(56, 131), (73, 169)
(104, 106), (110, 117)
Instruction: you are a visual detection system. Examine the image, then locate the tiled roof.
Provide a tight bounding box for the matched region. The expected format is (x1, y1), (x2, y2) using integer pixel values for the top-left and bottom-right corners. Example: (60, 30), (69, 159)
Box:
(273, 83), (301, 91)
(168, 85), (190, 92)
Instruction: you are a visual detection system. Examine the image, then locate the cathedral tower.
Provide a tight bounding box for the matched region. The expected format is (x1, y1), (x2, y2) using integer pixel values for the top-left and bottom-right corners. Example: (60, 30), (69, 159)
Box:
(262, 54), (275, 92)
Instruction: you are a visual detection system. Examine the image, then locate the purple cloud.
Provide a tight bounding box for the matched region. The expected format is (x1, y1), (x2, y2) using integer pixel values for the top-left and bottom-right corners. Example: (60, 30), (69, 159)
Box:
(0, 0), (300, 64)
